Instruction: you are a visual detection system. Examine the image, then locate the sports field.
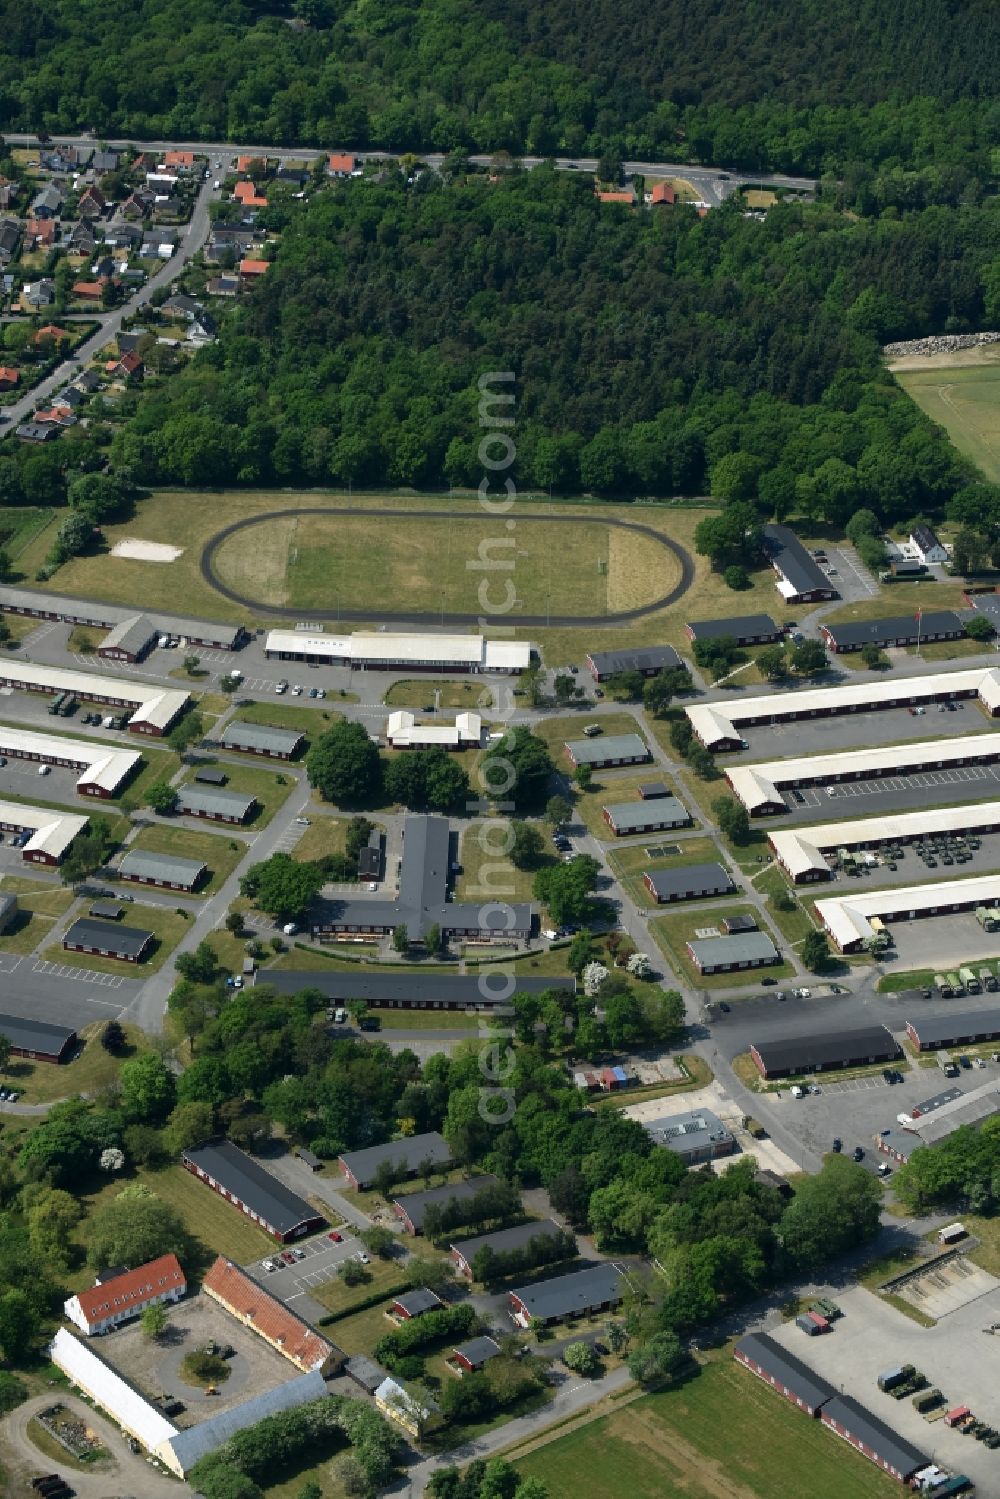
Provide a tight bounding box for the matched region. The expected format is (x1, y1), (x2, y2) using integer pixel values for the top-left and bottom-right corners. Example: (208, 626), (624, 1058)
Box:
(894, 361), (1000, 482)
(514, 1357), (898, 1499)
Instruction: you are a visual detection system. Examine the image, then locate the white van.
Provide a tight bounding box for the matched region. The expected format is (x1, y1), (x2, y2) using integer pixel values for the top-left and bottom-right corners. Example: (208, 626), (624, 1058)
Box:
(334, 1008), (347, 1024)
(790, 1084), (804, 1098)
(37, 764), (51, 776)
(282, 922), (298, 935)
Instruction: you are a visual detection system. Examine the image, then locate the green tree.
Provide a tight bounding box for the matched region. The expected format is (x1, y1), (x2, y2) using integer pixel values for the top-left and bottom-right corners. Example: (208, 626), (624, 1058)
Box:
(533, 855), (601, 926)
(966, 615), (994, 641)
(789, 639), (828, 676)
(780, 1157), (881, 1268)
(307, 720), (382, 804)
(642, 673), (675, 715)
(802, 930), (831, 970)
(392, 923), (409, 952)
(756, 644), (789, 681)
(480, 728), (553, 811)
(607, 669), (644, 701)
(711, 796), (750, 845)
(574, 763), (593, 791)
(860, 642), (888, 669)
(164, 1099), (215, 1155)
(545, 795), (573, 827)
(723, 564), (750, 590)
(562, 1340), (599, 1375)
(424, 922), (444, 956)
(510, 820), (544, 869)
(146, 780), (179, 815)
(240, 852), (324, 921)
(120, 1052), (176, 1123)
(627, 1330), (685, 1385)
(86, 1185), (189, 1268)
(141, 1302), (168, 1340)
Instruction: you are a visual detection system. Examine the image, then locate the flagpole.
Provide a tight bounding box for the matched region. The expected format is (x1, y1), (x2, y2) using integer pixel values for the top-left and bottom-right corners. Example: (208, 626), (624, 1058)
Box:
(916, 608), (922, 657)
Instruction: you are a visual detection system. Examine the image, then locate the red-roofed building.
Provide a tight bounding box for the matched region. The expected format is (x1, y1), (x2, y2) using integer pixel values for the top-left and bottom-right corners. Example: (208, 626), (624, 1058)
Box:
(164, 150), (195, 169)
(202, 1256), (343, 1374)
(72, 280), (105, 301)
(650, 181), (676, 205)
(106, 350), (143, 382)
(35, 405), (73, 425)
(237, 155), (266, 174)
(33, 325), (69, 345)
(239, 258), (269, 280)
(0, 368), (19, 390)
(233, 181), (268, 208)
(64, 1253), (186, 1336)
(25, 218), (56, 247)
(597, 190), (634, 204)
(329, 153), (356, 176)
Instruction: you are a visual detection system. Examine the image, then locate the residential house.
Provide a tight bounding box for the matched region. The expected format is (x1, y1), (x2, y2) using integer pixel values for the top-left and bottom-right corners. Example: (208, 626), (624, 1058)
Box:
(105, 220), (143, 251)
(275, 166), (307, 185)
(31, 183), (63, 219)
(91, 150), (120, 174)
(188, 310), (217, 343)
(234, 181), (268, 208)
(41, 147), (80, 173)
(374, 1376), (436, 1439)
(206, 274), (239, 296)
(32, 322), (68, 343)
(0, 368), (19, 391)
(72, 280), (106, 302)
(597, 189), (635, 204)
(0, 185), (16, 211)
(0, 220), (20, 264)
(239, 258), (269, 282)
(329, 152), (356, 175)
(121, 191), (151, 221)
(16, 423), (58, 443)
(161, 291), (202, 320)
(20, 280), (56, 312)
(163, 151), (195, 170)
(145, 172), (179, 194)
(237, 154), (267, 174)
(64, 1254), (186, 1337)
(106, 351), (143, 382)
(650, 180), (676, 205)
(25, 218), (56, 249)
(910, 525), (949, 565)
(68, 220), (97, 256)
(77, 185), (106, 219)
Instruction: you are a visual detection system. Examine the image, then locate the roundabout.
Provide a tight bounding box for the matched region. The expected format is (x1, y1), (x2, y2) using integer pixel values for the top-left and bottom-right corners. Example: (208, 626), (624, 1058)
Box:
(200, 506), (694, 626)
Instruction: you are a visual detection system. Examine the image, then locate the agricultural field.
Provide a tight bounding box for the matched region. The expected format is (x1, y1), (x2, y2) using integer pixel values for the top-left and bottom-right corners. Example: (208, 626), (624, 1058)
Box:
(515, 1355), (898, 1499)
(893, 357), (1000, 483)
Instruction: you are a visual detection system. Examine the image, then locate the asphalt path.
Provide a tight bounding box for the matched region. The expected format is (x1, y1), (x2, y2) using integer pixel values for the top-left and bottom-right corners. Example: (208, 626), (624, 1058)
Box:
(200, 506), (694, 625)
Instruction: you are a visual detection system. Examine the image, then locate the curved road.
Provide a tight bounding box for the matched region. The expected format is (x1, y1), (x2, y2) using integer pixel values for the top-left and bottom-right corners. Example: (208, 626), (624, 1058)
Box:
(200, 506), (694, 626)
(4, 1393), (179, 1498)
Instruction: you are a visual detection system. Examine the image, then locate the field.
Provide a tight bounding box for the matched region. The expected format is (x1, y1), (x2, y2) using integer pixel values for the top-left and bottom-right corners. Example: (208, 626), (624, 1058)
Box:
(233, 700), (343, 737)
(1, 1020), (148, 1105)
(290, 813), (349, 864)
(514, 1355), (898, 1499)
(893, 359), (1000, 483)
(455, 820), (547, 903)
(384, 678), (498, 710)
(14, 489), (804, 666)
(312, 1261), (408, 1317)
(0, 506), (54, 562)
(126, 822), (247, 894)
(649, 904), (792, 988)
(41, 902), (193, 974)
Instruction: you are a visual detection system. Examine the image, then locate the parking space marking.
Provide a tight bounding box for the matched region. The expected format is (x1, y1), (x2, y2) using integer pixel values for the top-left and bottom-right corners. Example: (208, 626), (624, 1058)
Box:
(31, 959), (125, 988)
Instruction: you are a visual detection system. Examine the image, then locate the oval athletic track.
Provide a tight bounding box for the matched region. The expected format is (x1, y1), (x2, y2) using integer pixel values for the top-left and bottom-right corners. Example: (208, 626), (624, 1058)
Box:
(201, 507), (694, 627)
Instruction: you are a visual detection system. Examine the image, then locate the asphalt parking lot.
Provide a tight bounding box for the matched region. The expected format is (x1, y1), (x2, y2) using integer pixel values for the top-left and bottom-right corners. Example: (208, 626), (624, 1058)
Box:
(767, 761), (1000, 824)
(0, 951), (141, 1028)
(0, 755), (89, 808)
(885, 911), (1000, 970)
(823, 833), (1000, 891)
(242, 1223), (369, 1322)
(766, 1285), (1000, 1496)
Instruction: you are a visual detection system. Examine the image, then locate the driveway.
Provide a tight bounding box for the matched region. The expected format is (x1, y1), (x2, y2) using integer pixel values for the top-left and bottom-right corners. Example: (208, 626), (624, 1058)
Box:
(2, 1393), (180, 1498)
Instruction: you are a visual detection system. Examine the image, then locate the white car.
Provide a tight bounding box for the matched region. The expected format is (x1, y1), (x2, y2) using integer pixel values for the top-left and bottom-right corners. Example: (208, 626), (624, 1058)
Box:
(292, 684), (303, 695)
(795, 988), (812, 999)
(790, 1085), (804, 1098)
(357, 1251), (370, 1264)
(825, 785), (836, 796)
(295, 817), (310, 825)
(37, 764), (51, 776)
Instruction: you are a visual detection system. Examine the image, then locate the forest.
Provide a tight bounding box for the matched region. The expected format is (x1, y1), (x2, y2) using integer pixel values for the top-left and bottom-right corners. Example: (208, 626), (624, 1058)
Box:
(3, 0), (1000, 180)
(96, 164), (993, 526)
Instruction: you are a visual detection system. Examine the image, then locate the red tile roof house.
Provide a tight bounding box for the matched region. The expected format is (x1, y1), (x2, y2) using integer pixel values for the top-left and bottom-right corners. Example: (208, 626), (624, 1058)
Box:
(237, 155), (267, 174)
(596, 189), (635, 204)
(72, 280), (105, 301)
(33, 324), (69, 345)
(239, 258), (269, 281)
(0, 368), (19, 390)
(234, 181), (268, 207)
(202, 1255), (342, 1374)
(64, 1253), (186, 1336)
(329, 153), (356, 176)
(163, 150), (195, 169)
(106, 351), (144, 381)
(25, 218), (56, 248)
(650, 181), (676, 205)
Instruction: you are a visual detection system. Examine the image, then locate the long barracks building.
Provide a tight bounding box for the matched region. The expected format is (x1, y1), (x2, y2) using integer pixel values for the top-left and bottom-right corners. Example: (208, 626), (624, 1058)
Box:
(687, 665), (1000, 753)
(771, 800), (1000, 882)
(0, 660), (189, 736)
(264, 629), (531, 674)
(815, 873), (1000, 952)
(0, 584), (246, 651)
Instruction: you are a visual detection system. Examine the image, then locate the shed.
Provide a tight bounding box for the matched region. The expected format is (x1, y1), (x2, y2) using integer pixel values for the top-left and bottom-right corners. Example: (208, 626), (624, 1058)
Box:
(638, 782), (671, 799)
(194, 768), (228, 785)
(452, 1335), (502, 1372)
(88, 900), (124, 921)
(296, 1147), (322, 1171)
(392, 1288), (444, 1320)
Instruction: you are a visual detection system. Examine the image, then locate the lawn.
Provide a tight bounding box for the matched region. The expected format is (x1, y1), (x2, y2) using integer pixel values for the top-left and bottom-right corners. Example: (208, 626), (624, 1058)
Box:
(878, 967), (937, 993)
(572, 771), (695, 843)
(384, 678), (500, 711)
(117, 743), (181, 806)
(181, 759), (296, 827)
(751, 864), (821, 945)
(532, 710), (649, 765)
(126, 822), (249, 894)
(455, 821), (547, 904)
(0, 907), (55, 955)
(290, 814), (352, 864)
(312, 1260), (408, 1318)
(67, 625), (104, 654)
(649, 905), (793, 989)
(0, 505), (54, 563)
(318, 1298), (403, 1355)
(515, 1354), (899, 1499)
(607, 836), (724, 907)
(69, 1161), (275, 1277)
(0, 876), (75, 913)
(894, 360), (1000, 484)
(2, 1020), (148, 1105)
(234, 700), (343, 737)
(42, 902), (194, 974)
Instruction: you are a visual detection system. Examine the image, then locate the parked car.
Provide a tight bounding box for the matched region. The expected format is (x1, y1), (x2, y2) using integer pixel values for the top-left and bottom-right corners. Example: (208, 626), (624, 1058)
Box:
(329, 1230), (343, 1242)
(832, 1137), (842, 1152)
(357, 1251), (370, 1264)
(853, 1146), (865, 1161)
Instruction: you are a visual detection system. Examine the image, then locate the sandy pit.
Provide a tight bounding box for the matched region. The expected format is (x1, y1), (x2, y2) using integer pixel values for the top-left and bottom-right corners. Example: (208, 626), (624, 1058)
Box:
(110, 538), (184, 562)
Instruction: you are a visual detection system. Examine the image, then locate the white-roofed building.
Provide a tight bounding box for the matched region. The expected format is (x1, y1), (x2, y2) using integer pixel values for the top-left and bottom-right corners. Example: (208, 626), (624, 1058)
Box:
(0, 800), (89, 864)
(0, 660), (189, 736)
(815, 873), (1000, 951)
(687, 666), (1000, 751)
(264, 629), (531, 673)
(49, 1327), (177, 1458)
(727, 732), (1000, 815)
(0, 724), (141, 797)
(771, 801), (1000, 882)
(385, 710), (482, 749)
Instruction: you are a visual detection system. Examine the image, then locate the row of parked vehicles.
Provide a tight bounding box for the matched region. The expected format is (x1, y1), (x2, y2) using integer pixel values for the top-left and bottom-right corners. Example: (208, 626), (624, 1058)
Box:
(31, 1476), (73, 1498)
(261, 1247), (306, 1272)
(934, 965), (999, 998)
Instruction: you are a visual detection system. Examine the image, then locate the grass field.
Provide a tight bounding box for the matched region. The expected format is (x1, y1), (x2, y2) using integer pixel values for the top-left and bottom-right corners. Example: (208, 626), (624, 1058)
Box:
(17, 490), (804, 667)
(649, 904), (792, 988)
(2, 1020), (148, 1104)
(312, 1261), (407, 1317)
(607, 836), (724, 907)
(572, 770), (694, 842)
(0, 907), (55, 955)
(181, 760), (296, 827)
(515, 1355), (898, 1499)
(384, 679), (498, 710)
(126, 822), (248, 895)
(290, 814), (349, 864)
(751, 864), (821, 945)
(894, 361), (1000, 483)
(455, 821), (547, 903)
(42, 902), (193, 974)
(0, 506), (54, 561)
(233, 700), (343, 737)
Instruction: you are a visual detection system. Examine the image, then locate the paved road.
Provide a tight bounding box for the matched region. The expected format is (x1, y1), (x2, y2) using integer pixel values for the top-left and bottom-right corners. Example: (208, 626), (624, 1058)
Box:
(3, 1392), (180, 1498)
(3, 161), (226, 428)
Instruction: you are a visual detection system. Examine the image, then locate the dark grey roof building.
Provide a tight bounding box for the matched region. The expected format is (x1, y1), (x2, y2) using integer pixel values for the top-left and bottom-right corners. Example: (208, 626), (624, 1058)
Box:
(118, 849), (206, 891)
(221, 721), (305, 760)
(687, 931), (779, 973)
(586, 646), (681, 680)
(194, 768), (228, 785)
(450, 1219), (569, 1277)
(821, 612), (964, 653)
(906, 1008), (1000, 1050)
(638, 781), (671, 799)
(603, 797), (690, 835)
(452, 1336), (502, 1370)
(311, 815), (532, 944)
(686, 614), (781, 645)
(0, 585), (245, 651)
(344, 1354), (388, 1393)
(751, 1025), (900, 1079)
(564, 732), (650, 768)
(265, 969), (575, 1013)
(182, 1140), (323, 1241)
(508, 1263), (624, 1325)
(734, 1332), (834, 1416)
(339, 1131), (452, 1189)
(98, 614), (158, 662)
(643, 861), (733, 903)
(393, 1175), (501, 1234)
(724, 913), (757, 933)
(646, 1107), (736, 1163)
(392, 1288), (444, 1319)
(763, 525), (838, 602)
(63, 917), (153, 962)
(0, 1012), (76, 1062)
(177, 785), (257, 823)
(819, 1394), (928, 1481)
